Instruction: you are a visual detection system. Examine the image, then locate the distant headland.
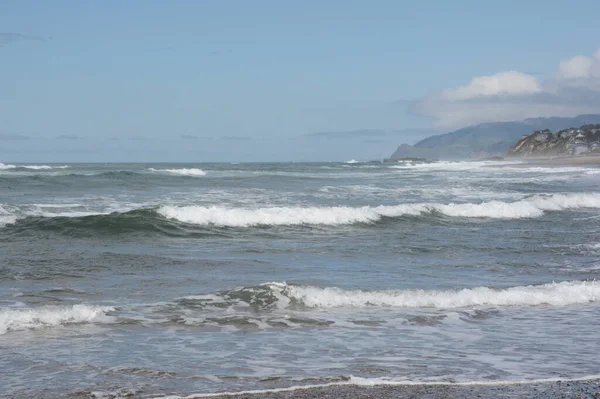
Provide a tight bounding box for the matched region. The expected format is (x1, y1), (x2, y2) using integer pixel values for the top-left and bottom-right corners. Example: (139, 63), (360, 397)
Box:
(388, 114), (600, 161)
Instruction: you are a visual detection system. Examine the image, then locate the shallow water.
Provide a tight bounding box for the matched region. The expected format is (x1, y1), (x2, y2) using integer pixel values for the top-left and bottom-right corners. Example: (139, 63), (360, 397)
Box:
(1, 160), (599, 397)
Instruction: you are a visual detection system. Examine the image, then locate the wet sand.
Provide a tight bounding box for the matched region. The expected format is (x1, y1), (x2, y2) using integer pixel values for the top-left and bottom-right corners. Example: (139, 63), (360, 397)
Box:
(179, 379), (600, 399)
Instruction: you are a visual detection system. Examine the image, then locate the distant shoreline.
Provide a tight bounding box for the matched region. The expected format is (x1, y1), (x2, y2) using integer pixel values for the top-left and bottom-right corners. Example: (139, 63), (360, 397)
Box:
(509, 154), (600, 166)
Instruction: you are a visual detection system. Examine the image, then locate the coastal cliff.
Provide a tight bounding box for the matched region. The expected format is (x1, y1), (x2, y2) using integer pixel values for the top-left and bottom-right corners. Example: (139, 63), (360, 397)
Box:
(388, 114), (600, 161)
(506, 124), (600, 158)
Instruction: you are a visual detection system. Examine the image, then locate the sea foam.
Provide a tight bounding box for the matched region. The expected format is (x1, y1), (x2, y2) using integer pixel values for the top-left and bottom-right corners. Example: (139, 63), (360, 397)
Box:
(0, 163), (68, 170)
(0, 204), (17, 227)
(262, 280), (600, 309)
(390, 161), (508, 171)
(157, 193), (600, 226)
(0, 304), (114, 335)
(388, 160), (598, 174)
(148, 168), (207, 177)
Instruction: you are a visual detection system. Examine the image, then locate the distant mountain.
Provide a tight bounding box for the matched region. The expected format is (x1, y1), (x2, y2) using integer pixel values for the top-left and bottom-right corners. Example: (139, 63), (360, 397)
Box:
(389, 114), (600, 160)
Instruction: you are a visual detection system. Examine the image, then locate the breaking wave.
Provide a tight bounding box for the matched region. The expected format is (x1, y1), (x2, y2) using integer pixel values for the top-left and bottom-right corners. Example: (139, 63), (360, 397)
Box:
(158, 193), (600, 226)
(148, 168), (207, 177)
(0, 304), (114, 335)
(0, 163), (69, 171)
(389, 160), (509, 171)
(3, 192), (600, 233)
(201, 280), (600, 311)
(389, 161), (600, 175)
(158, 204), (385, 226)
(0, 204), (17, 227)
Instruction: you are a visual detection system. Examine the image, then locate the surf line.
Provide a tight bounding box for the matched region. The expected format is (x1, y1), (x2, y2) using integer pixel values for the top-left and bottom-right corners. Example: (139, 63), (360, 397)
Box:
(151, 374), (600, 398)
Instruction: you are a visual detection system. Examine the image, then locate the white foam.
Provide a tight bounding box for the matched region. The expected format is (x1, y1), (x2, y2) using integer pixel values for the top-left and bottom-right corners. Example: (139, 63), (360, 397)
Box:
(0, 214), (17, 227)
(19, 165), (52, 170)
(316, 185), (524, 202)
(157, 193), (600, 226)
(0, 163), (16, 170)
(149, 168), (207, 177)
(0, 304), (114, 335)
(265, 280), (600, 309)
(507, 166), (590, 174)
(0, 163), (68, 170)
(389, 161), (600, 177)
(0, 204), (17, 227)
(390, 161), (510, 171)
(150, 374), (600, 398)
(158, 205), (384, 227)
(576, 242), (600, 256)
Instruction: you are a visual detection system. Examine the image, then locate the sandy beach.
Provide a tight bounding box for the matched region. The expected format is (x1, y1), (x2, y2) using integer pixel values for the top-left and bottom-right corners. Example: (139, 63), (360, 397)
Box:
(161, 379), (600, 399)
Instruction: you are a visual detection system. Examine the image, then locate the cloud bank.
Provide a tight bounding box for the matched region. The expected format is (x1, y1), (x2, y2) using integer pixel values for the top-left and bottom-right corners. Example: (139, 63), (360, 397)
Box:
(415, 49), (600, 130)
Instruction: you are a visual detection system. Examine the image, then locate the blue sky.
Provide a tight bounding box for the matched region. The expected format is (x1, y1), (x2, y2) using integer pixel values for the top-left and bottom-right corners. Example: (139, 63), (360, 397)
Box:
(1, 0), (600, 162)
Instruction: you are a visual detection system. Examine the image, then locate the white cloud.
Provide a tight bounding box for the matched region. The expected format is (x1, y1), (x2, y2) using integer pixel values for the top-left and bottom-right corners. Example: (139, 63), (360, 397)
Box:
(442, 71), (541, 101)
(415, 48), (600, 130)
(557, 50), (600, 80)
(558, 55), (595, 79)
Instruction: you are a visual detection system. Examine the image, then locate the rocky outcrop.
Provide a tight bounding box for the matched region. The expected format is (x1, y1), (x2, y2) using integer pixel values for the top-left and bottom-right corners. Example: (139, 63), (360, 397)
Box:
(506, 125), (600, 158)
(389, 114), (600, 160)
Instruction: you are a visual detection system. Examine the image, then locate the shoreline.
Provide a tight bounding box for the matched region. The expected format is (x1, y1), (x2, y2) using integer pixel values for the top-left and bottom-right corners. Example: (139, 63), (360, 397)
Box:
(506, 154), (600, 166)
(149, 378), (600, 399)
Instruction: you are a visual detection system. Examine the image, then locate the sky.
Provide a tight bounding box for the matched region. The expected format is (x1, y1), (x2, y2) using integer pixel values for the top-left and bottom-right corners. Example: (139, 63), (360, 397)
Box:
(1, 0), (600, 162)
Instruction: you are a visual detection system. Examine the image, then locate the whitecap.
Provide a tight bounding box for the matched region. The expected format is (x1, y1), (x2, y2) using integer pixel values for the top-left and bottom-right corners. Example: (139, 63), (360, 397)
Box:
(0, 304), (114, 335)
(389, 161), (509, 171)
(0, 163), (16, 170)
(0, 163), (69, 170)
(0, 204), (17, 227)
(263, 280), (600, 309)
(148, 168), (207, 177)
(157, 193), (600, 226)
(389, 161), (598, 175)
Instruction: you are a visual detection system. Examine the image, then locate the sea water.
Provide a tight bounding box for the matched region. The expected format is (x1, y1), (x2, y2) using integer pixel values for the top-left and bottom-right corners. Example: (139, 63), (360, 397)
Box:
(1, 160), (599, 397)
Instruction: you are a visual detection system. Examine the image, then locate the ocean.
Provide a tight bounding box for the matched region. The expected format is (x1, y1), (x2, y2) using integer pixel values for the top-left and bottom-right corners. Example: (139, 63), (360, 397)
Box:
(1, 160), (600, 398)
